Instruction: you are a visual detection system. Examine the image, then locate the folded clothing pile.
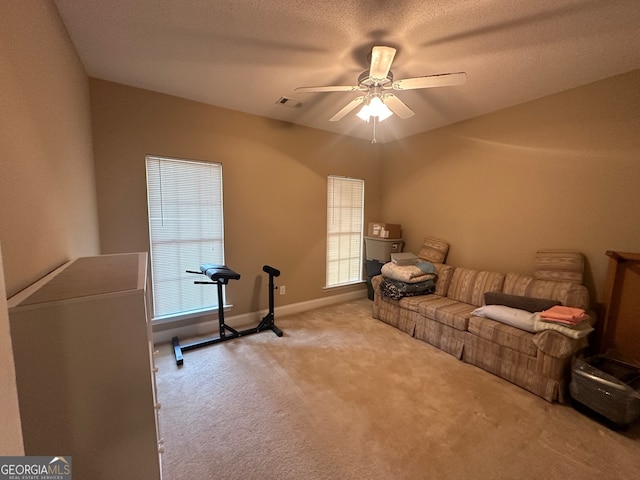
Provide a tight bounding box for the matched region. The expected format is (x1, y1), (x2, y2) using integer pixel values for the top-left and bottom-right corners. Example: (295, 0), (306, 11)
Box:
(380, 260), (438, 300)
(539, 305), (590, 325)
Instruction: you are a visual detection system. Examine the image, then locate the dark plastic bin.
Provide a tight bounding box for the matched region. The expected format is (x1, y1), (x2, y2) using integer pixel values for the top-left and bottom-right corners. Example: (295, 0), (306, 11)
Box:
(570, 355), (640, 426)
(365, 260), (384, 301)
(365, 259), (384, 278)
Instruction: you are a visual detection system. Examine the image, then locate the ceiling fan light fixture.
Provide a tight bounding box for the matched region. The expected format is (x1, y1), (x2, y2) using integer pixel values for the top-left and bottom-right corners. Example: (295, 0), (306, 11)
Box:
(357, 95), (393, 122)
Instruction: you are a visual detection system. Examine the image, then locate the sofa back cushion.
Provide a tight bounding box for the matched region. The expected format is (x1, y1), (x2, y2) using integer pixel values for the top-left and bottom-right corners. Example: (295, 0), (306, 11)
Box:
(418, 236), (450, 264)
(535, 250), (585, 284)
(433, 263), (455, 297)
(447, 268), (505, 307)
(503, 273), (589, 310)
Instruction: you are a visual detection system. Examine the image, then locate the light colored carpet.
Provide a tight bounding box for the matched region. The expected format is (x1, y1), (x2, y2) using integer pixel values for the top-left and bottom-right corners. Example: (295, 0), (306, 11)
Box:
(155, 299), (640, 480)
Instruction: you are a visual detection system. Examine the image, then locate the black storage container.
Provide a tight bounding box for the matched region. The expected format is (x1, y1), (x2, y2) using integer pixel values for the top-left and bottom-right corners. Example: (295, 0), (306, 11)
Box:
(570, 355), (640, 426)
(365, 260), (384, 300)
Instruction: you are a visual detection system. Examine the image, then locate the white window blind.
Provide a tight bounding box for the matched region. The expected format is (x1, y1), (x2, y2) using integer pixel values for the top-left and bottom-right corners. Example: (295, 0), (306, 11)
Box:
(145, 156), (224, 319)
(326, 176), (364, 287)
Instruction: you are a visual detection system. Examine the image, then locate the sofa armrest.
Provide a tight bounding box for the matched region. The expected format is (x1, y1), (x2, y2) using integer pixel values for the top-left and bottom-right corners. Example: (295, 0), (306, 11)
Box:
(371, 274), (383, 318)
(532, 329), (589, 358)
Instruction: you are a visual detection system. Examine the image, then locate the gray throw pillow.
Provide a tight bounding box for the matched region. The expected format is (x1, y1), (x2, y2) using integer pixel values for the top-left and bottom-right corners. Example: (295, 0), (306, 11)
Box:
(484, 291), (561, 313)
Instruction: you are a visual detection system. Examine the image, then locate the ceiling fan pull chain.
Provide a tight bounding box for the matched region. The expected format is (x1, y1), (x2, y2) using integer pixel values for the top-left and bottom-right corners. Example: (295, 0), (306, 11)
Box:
(371, 117), (377, 144)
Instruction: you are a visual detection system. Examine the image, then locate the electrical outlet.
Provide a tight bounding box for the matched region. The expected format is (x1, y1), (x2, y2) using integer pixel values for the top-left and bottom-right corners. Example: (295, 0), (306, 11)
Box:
(280, 285), (286, 295)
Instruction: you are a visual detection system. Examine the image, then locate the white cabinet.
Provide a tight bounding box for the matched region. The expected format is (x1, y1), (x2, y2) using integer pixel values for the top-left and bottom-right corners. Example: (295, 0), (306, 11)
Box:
(8, 253), (162, 480)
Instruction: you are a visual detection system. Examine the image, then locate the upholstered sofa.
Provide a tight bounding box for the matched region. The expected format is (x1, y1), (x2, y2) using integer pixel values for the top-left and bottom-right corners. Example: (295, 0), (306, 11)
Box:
(371, 238), (593, 403)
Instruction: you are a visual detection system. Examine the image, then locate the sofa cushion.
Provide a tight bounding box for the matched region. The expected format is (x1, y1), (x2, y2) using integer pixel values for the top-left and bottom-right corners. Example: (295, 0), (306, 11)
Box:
(535, 250), (585, 284)
(471, 305), (537, 333)
(397, 294), (438, 313)
(503, 273), (589, 310)
(447, 268), (505, 307)
(418, 297), (476, 331)
(468, 316), (538, 357)
(484, 291), (561, 313)
(418, 236), (449, 264)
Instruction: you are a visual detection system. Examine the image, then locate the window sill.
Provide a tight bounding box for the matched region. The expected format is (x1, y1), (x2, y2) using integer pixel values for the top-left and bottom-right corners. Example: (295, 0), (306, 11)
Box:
(152, 304), (233, 325)
(323, 280), (366, 291)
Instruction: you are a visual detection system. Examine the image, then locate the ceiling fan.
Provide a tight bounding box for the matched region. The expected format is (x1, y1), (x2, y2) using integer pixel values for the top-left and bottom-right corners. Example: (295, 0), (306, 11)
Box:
(295, 46), (466, 141)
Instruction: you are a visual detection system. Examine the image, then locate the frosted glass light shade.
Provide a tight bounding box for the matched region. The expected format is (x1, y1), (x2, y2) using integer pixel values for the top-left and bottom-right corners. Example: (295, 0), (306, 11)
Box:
(357, 96), (393, 122)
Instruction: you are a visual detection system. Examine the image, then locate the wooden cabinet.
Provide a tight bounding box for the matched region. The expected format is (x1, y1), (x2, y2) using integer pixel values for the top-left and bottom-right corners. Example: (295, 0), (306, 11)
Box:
(8, 253), (162, 480)
(597, 251), (640, 365)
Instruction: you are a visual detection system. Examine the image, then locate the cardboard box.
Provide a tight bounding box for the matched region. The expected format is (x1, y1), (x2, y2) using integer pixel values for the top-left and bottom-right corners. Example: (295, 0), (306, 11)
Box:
(367, 222), (402, 239)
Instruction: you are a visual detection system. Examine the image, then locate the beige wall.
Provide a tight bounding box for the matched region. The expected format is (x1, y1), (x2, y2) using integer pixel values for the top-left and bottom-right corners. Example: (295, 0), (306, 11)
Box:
(0, 1), (100, 297)
(381, 70), (640, 305)
(0, 245), (24, 455)
(90, 79), (382, 316)
(1, 1), (98, 455)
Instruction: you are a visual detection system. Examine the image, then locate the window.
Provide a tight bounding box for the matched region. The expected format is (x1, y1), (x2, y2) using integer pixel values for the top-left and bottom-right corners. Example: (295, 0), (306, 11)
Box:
(145, 156), (224, 319)
(326, 176), (365, 287)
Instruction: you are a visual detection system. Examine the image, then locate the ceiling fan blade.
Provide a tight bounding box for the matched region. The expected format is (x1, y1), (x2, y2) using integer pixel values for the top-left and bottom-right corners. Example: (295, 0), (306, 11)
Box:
(295, 85), (360, 93)
(391, 72), (467, 90)
(383, 94), (415, 119)
(369, 46), (396, 81)
(329, 96), (366, 122)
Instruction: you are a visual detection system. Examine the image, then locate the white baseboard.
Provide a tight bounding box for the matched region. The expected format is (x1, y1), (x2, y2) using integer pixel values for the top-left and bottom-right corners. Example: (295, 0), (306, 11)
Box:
(152, 289), (368, 345)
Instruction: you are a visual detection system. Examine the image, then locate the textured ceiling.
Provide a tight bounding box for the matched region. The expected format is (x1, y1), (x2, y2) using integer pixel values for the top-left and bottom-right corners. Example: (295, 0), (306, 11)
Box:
(53, 0), (640, 143)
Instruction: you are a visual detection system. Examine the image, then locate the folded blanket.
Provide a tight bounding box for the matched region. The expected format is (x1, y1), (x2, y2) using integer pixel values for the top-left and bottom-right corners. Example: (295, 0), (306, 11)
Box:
(540, 305), (589, 324)
(415, 261), (437, 274)
(380, 278), (435, 300)
(381, 261), (438, 284)
(533, 313), (593, 339)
